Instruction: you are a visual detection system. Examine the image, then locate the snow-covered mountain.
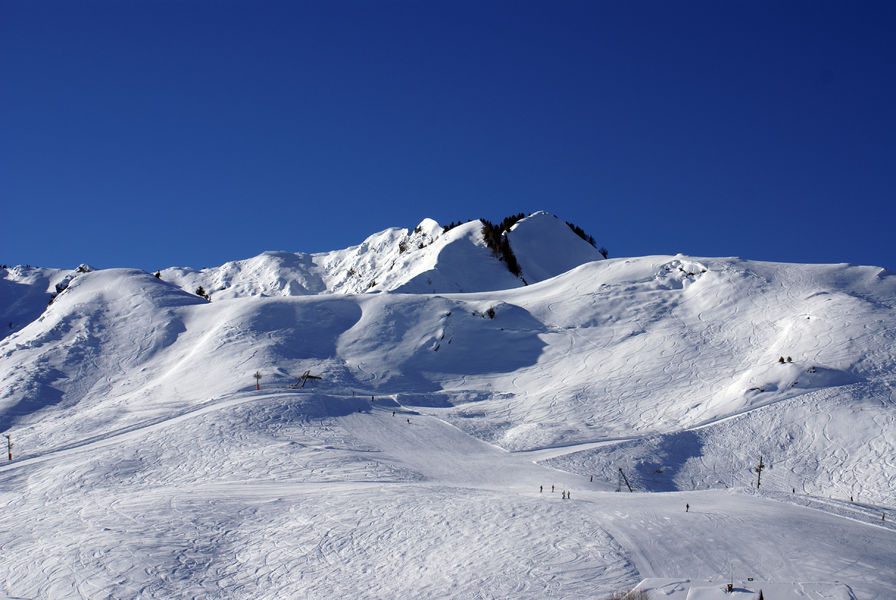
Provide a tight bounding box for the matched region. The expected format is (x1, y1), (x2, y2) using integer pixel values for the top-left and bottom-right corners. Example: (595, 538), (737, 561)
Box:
(1, 214), (894, 598)
(160, 211), (605, 299)
(0, 264), (68, 340)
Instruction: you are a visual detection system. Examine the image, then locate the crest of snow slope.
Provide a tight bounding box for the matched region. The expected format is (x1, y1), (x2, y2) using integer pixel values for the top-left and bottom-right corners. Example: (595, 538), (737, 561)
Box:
(505, 211), (605, 284)
(159, 214), (603, 299)
(0, 265), (69, 341)
(0, 269), (207, 432)
(319, 218), (523, 294)
(158, 218), (520, 298)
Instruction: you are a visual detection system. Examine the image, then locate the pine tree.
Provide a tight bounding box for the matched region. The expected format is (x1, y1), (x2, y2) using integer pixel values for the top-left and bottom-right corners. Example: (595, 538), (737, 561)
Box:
(480, 215), (524, 277)
(565, 221), (600, 249)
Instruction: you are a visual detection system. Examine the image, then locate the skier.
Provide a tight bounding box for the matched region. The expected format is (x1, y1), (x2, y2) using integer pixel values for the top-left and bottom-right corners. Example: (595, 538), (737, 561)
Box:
(539, 485), (543, 493)
(562, 491), (566, 500)
(568, 491), (571, 500)
(551, 485), (555, 493)
(590, 475), (593, 482)
(792, 488), (795, 494)
(686, 503), (690, 512)
(407, 418), (411, 424)
(392, 411), (395, 416)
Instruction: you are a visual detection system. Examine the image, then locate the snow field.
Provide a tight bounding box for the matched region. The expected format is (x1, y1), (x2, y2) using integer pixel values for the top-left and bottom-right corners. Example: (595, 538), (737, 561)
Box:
(594, 489), (895, 598)
(2, 218), (896, 597)
(1, 392), (893, 598)
(0, 393), (639, 598)
(544, 383), (896, 505)
(632, 578), (854, 599)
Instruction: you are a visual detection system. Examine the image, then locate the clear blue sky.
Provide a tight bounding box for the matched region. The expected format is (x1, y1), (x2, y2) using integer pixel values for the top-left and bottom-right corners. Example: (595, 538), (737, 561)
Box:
(2, 1), (894, 271)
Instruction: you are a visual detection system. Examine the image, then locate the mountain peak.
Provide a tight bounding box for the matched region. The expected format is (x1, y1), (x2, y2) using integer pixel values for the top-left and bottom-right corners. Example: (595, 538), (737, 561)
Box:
(506, 212), (605, 284)
(157, 213), (605, 299)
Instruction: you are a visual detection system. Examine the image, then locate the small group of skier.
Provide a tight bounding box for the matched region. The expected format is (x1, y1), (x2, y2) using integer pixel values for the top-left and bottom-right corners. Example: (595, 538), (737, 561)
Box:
(389, 410), (411, 424)
(540, 485), (571, 499)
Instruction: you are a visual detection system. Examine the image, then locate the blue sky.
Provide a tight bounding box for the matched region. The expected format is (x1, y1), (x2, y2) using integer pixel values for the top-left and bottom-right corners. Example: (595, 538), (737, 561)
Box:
(2, 1), (894, 270)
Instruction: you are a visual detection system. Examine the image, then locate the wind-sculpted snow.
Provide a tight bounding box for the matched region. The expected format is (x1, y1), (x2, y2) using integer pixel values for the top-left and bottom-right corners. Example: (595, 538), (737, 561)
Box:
(160, 218), (526, 299)
(0, 265), (67, 341)
(157, 214), (608, 300)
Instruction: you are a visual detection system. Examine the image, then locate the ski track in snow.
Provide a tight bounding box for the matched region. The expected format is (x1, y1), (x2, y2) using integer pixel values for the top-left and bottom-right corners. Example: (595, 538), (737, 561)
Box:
(0, 394), (640, 599)
(0, 392), (893, 598)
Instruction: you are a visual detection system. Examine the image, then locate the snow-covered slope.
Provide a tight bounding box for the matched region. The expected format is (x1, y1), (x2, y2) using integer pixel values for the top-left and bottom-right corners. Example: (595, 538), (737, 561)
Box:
(4, 255), (894, 504)
(0, 269), (206, 429)
(159, 214), (603, 299)
(0, 265), (67, 341)
(1, 226), (895, 597)
(507, 211), (605, 283)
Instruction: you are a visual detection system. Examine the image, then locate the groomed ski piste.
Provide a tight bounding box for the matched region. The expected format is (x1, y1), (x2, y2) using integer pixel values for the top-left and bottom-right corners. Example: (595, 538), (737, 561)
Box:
(1, 213), (894, 598)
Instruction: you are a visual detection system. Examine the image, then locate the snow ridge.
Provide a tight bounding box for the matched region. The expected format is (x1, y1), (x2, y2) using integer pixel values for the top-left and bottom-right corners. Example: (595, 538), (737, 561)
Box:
(158, 213), (605, 299)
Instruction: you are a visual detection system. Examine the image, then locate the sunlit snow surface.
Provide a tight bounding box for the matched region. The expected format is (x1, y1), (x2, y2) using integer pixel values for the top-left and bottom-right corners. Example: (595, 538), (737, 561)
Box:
(1, 223), (895, 597)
